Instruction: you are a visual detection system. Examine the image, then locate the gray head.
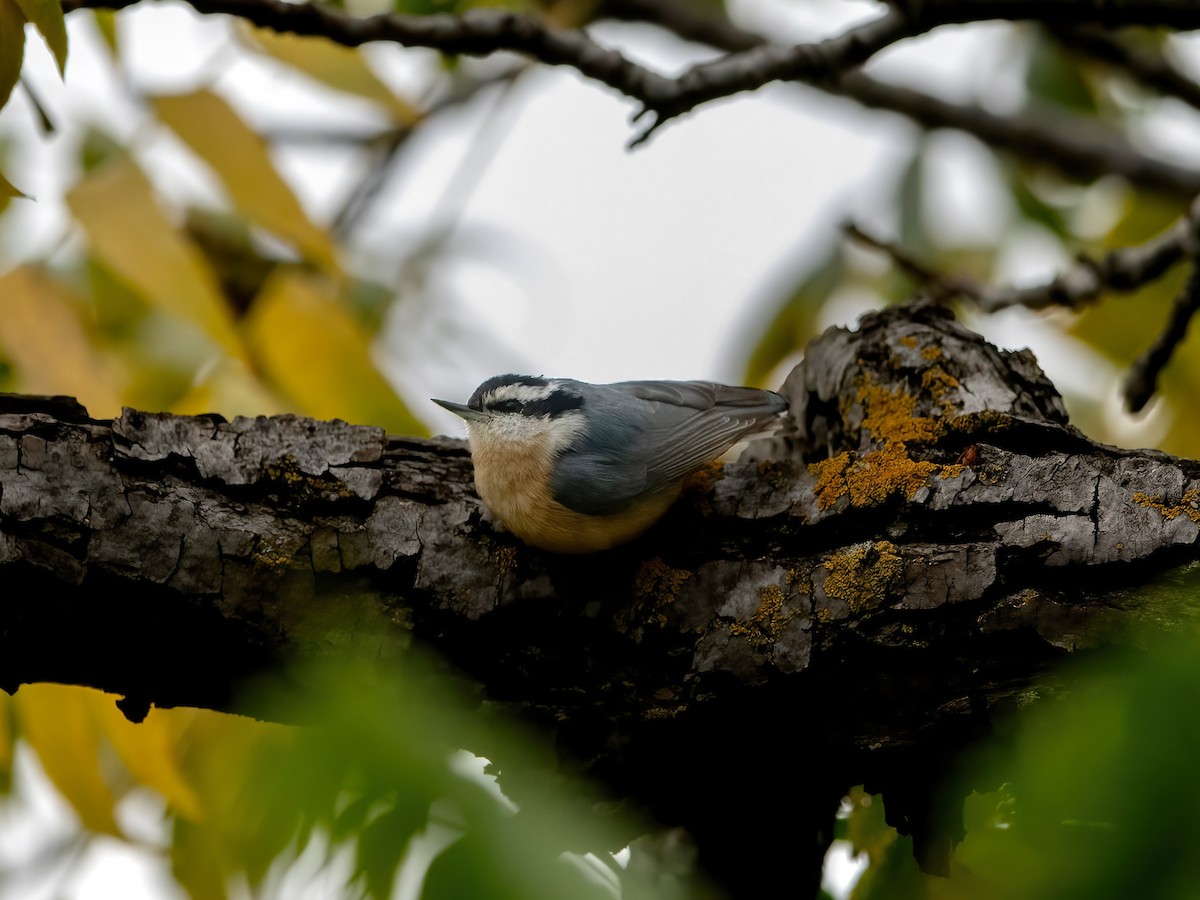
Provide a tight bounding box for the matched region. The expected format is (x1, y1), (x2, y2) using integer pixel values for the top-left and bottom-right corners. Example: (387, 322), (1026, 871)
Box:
(433, 375), (587, 442)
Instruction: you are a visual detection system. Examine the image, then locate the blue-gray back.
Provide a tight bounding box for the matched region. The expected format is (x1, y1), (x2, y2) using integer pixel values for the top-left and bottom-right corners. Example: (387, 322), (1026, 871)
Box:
(550, 379), (787, 516)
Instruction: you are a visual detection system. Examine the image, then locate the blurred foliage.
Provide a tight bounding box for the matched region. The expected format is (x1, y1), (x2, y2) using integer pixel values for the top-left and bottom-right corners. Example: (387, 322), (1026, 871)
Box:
(0, 653), (686, 899)
(2, 1), (1200, 898)
(0, 11), (424, 432)
(831, 567), (1200, 899)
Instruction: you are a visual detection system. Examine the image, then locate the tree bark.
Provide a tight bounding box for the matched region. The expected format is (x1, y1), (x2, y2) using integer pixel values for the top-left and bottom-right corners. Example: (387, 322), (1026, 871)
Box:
(3, 302), (1196, 896)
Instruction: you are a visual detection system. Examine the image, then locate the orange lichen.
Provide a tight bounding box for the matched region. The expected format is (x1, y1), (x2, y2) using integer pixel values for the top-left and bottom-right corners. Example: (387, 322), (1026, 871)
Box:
(899, 335), (919, 349)
(633, 557), (692, 604)
(1133, 489), (1200, 524)
(858, 379), (942, 444)
(809, 442), (940, 510)
(921, 366), (960, 413)
(729, 583), (790, 648)
(920, 344), (943, 361)
(821, 540), (905, 613)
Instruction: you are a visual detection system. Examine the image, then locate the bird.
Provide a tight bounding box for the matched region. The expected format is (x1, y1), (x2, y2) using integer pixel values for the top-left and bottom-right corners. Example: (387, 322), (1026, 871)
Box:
(433, 374), (789, 553)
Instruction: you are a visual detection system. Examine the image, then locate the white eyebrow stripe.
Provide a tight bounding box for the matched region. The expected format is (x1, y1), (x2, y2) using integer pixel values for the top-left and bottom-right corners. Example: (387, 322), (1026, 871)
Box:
(487, 382), (558, 404)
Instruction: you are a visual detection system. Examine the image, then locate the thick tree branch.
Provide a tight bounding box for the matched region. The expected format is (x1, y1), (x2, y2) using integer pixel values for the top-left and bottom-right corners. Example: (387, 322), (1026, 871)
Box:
(5, 304), (1200, 893)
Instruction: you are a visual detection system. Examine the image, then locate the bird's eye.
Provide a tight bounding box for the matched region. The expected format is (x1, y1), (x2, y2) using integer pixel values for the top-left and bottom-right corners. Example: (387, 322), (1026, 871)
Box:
(492, 399), (522, 413)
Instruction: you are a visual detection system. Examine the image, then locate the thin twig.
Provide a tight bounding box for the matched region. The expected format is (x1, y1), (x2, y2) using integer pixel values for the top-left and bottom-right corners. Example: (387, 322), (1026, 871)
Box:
(1124, 262), (1200, 412)
(828, 71), (1200, 197)
(1052, 24), (1200, 114)
(846, 193), (1200, 313)
(843, 223), (984, 302)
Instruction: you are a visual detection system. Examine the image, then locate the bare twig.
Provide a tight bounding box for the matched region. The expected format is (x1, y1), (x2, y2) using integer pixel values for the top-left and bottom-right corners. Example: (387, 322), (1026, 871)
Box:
(849, 196), (1200, 314)
(1124, 260), (1200, 412)
(829, 71), (1200, 196)
(1052, 24), (1200, 114)
(843, 223), (985, 302)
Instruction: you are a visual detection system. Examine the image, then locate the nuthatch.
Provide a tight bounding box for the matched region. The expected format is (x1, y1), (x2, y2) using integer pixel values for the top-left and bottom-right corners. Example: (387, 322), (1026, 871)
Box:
(433, 375), (788, 553)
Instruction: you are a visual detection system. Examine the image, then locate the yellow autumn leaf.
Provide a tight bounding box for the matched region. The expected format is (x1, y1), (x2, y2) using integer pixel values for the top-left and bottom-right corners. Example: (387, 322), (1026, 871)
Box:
(0, 693), (12, 785)
(244, 269), (419, 433)
(12, 0), (66, 75)
(238, 24), (418, 124)
(0, 168), (26, 199)
(96, 704), (203, 821)
(0, 266), (123, 417)
(66, 156), (243, 358)
(151, 91), (340, 272)
(15, 684), (122, 836)
(0, 0), (26, 111)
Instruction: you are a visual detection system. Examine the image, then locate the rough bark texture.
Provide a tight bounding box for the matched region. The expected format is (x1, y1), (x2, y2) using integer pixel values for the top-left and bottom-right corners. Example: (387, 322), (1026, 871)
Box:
(2, 302), (1198, 896)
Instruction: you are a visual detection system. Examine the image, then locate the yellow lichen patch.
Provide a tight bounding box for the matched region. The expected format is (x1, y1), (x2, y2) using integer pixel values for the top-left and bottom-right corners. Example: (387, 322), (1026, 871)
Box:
(821, 540), (905, 614)
(920, 344), (943, 361)
(634, 557), (691, 602)
(682, 460), (725, 514)
(1133, 488), (1200, 524)
(899, 335), (919, 349)
(264, 454), (354, 500)
(938, 463), (967, 480)
(857, 379), (942, 444)
(809, 442), (940, 510)
(729, 583), (790, 648)
(493, 544), (519, 578)
(920, 366), (960, 413)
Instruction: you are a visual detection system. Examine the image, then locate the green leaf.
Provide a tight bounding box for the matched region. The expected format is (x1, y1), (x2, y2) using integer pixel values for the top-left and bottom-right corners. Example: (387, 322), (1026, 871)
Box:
(0, 0), (26, 111)
(1025, 29), (1098, 117)
(12, 0), (66, 75)
(356, 805), (428, 898)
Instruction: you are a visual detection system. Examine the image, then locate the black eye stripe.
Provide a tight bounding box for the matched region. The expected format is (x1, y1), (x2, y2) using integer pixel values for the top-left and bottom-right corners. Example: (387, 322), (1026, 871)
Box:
(492, 399), (522, 413)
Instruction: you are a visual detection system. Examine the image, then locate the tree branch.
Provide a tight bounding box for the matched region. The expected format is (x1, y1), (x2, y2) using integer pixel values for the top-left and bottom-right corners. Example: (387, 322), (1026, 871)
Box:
(6, 304), (1200, 892)
(61, 0), (1200, 181)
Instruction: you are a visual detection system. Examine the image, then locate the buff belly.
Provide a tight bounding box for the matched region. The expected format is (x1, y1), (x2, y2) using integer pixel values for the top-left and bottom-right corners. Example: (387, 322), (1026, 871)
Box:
(468, 434), (679, 553)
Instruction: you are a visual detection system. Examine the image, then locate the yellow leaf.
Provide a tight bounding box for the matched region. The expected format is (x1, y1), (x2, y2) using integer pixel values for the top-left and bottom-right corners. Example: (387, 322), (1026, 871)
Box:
(12, 0), (65, 75)
(0, 168), (27, 199)
(0, 0), (26, 110)
(0, 693), (13, 786)
(96, 703), (204, 821)
(0, 265), (123, 417)
(91, 9), (117, 57)
(66, 156), (243, 358)
(151, 91), (340, 272)
(238, 24), (418, 125)
(15, 684), (122, 836)
(244, 269), (419, 432)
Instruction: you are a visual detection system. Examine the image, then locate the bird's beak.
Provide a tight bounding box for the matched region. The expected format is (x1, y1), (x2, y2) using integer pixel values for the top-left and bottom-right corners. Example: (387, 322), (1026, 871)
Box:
(432, 398), (485, 422)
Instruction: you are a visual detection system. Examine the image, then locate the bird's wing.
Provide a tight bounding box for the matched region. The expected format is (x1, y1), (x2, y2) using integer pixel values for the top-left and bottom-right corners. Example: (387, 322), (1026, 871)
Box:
(551, 381), (786, 516)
